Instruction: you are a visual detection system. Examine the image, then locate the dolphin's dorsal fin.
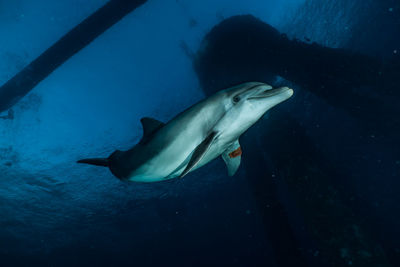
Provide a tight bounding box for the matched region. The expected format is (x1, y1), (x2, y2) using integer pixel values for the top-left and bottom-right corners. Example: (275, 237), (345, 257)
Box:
(221, 139), (242, 176)
(180, 131), (218, 178)
(140, 117), (165, 139)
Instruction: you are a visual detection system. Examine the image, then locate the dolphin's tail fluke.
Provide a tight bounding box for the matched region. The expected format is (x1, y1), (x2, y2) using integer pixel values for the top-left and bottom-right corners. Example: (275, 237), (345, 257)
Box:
(77, 158), (109, 167)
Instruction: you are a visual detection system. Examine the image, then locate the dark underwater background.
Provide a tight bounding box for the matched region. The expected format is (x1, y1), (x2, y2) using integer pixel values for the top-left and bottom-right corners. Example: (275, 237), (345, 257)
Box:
(0, 0), (399, 266)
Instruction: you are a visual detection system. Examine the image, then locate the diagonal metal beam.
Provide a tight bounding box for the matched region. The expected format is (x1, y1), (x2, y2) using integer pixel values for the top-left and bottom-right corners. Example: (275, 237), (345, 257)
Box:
(0, 0), (147, 114)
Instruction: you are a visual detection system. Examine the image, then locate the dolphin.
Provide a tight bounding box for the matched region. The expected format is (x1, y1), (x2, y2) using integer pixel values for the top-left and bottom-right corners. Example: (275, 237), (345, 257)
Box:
(77, 82), (293, 182)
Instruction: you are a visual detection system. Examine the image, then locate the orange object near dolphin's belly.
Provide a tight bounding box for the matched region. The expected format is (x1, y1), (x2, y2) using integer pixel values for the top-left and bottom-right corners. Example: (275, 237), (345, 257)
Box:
(229, 147), (242, 158)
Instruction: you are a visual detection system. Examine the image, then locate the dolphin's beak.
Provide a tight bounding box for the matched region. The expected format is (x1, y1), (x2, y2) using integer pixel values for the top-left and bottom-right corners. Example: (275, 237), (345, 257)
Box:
(248, 86), (293, 100)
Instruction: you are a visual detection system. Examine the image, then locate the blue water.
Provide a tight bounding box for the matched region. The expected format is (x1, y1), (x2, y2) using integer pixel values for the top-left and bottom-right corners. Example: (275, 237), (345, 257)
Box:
(0, 0), (399, 266)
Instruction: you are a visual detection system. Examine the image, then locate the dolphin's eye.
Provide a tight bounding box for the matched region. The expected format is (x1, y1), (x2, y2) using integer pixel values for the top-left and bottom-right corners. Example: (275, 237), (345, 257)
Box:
(233, 95), (241, 103)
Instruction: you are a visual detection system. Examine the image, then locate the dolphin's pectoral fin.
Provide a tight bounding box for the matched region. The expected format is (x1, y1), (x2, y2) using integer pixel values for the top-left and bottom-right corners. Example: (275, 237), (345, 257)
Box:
(179, 131), (218, 178)
(140, 117), (165, 141)
(222, 140), (242, 176)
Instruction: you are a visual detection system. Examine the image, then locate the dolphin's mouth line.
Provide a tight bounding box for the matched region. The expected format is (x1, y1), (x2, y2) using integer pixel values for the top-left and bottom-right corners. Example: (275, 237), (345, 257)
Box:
(248, 87), (292, 99)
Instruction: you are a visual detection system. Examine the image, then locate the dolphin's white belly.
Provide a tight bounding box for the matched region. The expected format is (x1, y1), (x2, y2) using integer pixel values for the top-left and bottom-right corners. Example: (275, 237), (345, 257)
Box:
(127, 140), (200, 182)
(126, 116), (210, 182)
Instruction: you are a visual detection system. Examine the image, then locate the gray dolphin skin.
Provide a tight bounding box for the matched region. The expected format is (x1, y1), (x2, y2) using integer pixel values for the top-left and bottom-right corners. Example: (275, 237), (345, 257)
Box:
(77, 82), (293, 182)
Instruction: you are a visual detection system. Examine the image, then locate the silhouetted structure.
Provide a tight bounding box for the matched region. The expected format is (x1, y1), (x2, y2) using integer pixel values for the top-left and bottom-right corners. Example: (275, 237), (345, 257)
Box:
(194, 15), (396, 267)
